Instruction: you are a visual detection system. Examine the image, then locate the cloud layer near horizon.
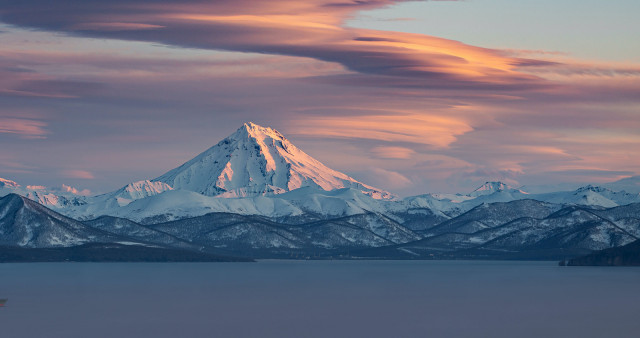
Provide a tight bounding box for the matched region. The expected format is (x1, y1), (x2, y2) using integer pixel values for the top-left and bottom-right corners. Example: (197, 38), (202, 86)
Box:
(0, 0), (639, 195)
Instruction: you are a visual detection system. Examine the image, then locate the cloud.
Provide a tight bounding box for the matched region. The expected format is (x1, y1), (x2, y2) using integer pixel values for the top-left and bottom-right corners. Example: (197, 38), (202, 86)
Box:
(371, 146), (415, 159)
(71, 22), (165, 32)
(62, 170), (95, 179)
(439, 166), (524, 192)
(0, 0), (546, 90)
(61, 183), (91, 196)
(518, 169), (637, 188)
(0, 55), (105, 98)
(0, 117), (48, 138)
(363, 167), (412, 189)
(521, 62), (640, 78)
(291, 113), (472, 147)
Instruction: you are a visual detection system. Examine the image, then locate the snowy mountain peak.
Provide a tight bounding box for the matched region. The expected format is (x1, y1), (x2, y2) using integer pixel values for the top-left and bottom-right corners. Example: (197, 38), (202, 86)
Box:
(468, 181), (528, 198)
(153, 122), (393, 199)
(235, 122), (286, 141)
(472, 181), (512, 193)
(575, 185), (610, 193)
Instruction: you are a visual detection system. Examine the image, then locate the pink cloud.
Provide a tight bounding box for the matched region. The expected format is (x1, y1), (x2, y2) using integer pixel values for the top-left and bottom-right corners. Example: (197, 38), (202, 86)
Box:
(0, 118), (48, 138)
(62, 170), (95, 179)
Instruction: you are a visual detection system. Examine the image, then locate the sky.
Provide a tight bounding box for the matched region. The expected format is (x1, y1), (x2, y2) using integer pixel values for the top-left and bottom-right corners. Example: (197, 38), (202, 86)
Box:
(0, 0), (639, 197)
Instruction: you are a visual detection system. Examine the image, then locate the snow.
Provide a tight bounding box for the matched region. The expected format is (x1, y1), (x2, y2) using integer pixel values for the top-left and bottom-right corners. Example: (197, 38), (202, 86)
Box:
(0, 178), (88, 209)
(107, 180), (173, 206)
(398, 248), (419, 256)
(469, 181), (528, 197)
(153, 122), (393, 199)
(115, 241), (158, 247)
(530, 185), (639, 208)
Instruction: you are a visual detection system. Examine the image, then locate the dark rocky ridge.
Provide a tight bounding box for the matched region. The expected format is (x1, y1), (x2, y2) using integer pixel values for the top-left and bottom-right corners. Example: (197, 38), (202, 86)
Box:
(567, 239), (640, 266)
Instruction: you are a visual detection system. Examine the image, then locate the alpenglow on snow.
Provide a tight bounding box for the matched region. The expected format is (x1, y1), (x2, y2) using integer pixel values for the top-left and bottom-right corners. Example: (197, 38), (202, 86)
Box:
(153, 122), (393, 199)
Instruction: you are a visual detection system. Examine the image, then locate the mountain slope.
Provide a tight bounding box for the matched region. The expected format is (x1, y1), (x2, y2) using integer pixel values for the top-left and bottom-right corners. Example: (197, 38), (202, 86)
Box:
(0, 194), (121, 248)
(153, 122), (392, 199)
(567, 239), (640, 266)
(352, 203), (640, 260)
(148, 210), (420, 257)
(83, 216), (204, 251)
(98, 180), (173, 207)
(424, 199), (561, 236)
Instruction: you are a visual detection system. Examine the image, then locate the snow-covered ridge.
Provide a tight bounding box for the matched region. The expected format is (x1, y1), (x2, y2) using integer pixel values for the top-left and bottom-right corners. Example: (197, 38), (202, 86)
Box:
(102, 180), (173, 207)
(0, 178), (87, 208)
(3, 122), (640, 223)
(4, 174), (640, 223)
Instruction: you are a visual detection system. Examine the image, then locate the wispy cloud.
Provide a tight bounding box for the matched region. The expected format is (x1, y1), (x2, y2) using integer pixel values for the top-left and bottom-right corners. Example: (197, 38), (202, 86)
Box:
(362, 167), (412, 189)
(62, 170), (95, 179)
(371, 146), (415, 159)
(71, 22), (165, 32)
(0, 117), (48, 138)
(291, 113), (472, 147)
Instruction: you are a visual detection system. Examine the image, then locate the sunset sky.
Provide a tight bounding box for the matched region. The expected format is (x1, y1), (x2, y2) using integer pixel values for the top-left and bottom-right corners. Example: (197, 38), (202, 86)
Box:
(1, 0), (639, 196)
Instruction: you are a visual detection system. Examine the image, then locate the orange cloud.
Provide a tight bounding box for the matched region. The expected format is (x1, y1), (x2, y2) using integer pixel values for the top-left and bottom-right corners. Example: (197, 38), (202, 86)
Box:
(292, 113), (472, 148)
(0, 0), (545, 88)
(371, 146), (415, 159)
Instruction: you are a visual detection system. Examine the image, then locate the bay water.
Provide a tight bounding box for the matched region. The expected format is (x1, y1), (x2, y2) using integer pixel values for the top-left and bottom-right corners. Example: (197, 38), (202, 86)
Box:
(1, 260), (639, 338)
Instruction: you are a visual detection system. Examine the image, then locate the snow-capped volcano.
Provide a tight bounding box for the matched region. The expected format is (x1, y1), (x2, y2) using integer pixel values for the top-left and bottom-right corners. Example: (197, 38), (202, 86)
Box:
(153, 122), (393, 199)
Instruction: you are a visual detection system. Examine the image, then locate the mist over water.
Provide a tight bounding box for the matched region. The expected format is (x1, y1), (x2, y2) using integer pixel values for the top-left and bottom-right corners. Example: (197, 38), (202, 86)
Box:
(1, 261), (639, 338)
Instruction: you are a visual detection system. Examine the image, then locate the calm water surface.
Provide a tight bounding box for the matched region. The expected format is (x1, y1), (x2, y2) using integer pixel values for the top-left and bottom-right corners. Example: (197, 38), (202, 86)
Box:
(1, 260), (639, 338)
